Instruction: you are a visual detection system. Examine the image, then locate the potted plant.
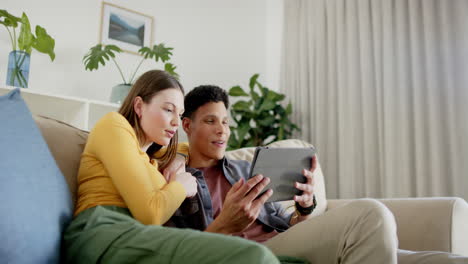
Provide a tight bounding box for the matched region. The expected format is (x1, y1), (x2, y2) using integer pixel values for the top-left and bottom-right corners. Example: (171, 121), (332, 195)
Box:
(83, 43), (178, 104)
(227, 74), (300, 150)
(0, 10), (55, 88)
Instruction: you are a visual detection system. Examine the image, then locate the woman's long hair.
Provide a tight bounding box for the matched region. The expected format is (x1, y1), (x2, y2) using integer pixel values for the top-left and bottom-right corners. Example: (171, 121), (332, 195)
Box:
(118, 70), (184, 171)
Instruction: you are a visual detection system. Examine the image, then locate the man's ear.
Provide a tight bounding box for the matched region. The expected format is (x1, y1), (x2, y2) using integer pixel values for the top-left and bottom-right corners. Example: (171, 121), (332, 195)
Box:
(182, 117), (192, 135)
(133, 96), (143, 118)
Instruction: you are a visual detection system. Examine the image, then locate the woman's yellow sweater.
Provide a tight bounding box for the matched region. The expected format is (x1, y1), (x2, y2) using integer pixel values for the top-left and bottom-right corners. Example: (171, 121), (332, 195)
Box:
(74, 112), (188, 225)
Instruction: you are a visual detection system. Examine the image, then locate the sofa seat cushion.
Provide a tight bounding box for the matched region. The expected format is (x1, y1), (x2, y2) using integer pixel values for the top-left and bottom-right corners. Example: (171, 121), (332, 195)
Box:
(0, 89), (73, 264)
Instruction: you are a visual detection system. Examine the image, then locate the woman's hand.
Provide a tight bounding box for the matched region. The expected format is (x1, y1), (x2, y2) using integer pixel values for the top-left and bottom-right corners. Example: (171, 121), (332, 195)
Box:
(163, 154), (187, 182)
(164, 161), (197, 198)
(293, 155), (317, 208)
(173, 171), (198, 198)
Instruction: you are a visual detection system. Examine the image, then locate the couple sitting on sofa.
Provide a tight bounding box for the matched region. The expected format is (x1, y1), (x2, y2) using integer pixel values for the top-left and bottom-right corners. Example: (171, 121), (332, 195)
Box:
(64, 70), (468, 264)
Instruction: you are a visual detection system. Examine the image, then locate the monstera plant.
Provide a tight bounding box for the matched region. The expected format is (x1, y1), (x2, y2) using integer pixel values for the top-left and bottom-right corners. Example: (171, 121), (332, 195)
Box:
(227, 74), (300, 150)
(82, 43), (178, 103)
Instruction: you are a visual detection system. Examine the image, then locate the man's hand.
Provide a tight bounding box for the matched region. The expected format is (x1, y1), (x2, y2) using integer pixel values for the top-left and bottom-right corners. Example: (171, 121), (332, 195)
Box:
(293, 155), (317, 208)
(205, 174), (273, 234)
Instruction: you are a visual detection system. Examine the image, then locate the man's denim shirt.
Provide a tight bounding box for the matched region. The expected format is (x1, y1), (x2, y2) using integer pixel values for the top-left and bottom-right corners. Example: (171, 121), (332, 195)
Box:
(164, 157), (293, 232)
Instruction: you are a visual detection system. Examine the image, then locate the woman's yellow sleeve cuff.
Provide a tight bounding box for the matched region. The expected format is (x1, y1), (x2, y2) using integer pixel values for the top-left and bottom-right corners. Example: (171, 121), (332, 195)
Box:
(164, 181), (187, 204)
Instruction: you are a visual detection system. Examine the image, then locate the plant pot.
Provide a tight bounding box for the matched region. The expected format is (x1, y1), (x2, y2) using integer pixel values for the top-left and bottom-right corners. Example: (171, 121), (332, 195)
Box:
(6, 50), (31, 88)
(110, 84), (132, 104)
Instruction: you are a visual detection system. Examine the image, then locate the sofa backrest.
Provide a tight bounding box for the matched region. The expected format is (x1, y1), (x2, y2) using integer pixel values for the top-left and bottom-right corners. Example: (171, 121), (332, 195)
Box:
(34, 116), (88, 206)
(35, 116), (327, 217)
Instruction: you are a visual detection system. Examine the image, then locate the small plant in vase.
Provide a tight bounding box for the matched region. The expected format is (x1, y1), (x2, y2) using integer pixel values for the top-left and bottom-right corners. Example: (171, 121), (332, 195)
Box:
(83, 43), (178, 104)
(0, 10), (56, 88)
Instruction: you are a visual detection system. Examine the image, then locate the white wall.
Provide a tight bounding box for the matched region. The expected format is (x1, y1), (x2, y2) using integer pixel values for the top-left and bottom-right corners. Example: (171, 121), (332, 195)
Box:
(1, 0), (283, 102)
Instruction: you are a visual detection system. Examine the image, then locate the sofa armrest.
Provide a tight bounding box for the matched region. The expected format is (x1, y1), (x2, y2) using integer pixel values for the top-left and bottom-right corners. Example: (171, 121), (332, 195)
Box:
(327, 197), (468, 256)
(326, 199), (353, 210)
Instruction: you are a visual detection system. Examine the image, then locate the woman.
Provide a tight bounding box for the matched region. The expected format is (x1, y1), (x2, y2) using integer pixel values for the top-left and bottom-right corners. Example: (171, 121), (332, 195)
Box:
(64, 70), (278, 264)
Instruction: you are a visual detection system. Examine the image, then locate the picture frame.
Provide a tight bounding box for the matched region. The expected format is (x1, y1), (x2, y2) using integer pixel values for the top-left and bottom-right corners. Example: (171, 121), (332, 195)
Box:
(99, 2), (153, 54)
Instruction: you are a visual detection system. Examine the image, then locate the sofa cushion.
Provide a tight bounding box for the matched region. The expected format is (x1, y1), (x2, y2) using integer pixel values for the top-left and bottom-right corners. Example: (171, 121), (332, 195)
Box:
(226, 139), (327, 217)
(34, 116), (88, 205)
(0, 88), (73, 264)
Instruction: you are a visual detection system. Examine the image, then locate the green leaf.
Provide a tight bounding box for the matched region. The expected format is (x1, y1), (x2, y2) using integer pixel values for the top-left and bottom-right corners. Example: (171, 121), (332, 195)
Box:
(277, 125), (285, 140)
(254, 96), (264, 110)
(259, 100), (276, 111)
(0, 10), (21, 27)
(286, 102), (292, 114)
(243, 111), (256, 119)
(249, 73), (259, 92)
(251, 90), (260, 101)
(236, 121), (251, 143)
(139, 43), (173, 62)
(232, 100), (252, 111)
(281, 117), (293, 126)
(266, 90), (278, 101)
(257, 115), (276, 127)
(33, 25), (55, 61)
(227, 134), (239, 150)
(291, 124), (301, 132)
(273, 104), (286, 116)
(247, 138), (257, 148)
(260, 87), (269, 97)
(229, 86), (249, 97)
(268, 90), (285, 101)
(18, 13), (34, 54)
(83, 44), (122, 71)
(229, 110), (240, 123)
(164, 62), (179, 79)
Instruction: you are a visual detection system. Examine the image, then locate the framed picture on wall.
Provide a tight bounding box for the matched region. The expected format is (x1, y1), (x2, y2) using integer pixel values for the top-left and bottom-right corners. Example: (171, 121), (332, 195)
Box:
(99, 2), (153, 54)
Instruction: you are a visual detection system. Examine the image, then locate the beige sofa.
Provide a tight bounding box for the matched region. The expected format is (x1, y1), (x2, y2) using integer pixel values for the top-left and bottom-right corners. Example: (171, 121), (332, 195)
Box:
(35, 115), (468, 257)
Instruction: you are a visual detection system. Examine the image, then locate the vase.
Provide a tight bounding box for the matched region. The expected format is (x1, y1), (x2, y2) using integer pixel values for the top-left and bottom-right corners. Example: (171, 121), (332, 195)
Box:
(110, 84), (132, 104)
(6, 50), (31, 88)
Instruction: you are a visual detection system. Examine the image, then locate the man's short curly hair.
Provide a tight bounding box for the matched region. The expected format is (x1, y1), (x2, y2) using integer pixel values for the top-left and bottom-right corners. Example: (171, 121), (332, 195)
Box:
(182, 85), (229, 119)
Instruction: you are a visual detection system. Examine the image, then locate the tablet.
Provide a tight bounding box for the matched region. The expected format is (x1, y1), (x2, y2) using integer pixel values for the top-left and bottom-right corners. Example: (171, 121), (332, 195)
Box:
(249, 147), (316, 203)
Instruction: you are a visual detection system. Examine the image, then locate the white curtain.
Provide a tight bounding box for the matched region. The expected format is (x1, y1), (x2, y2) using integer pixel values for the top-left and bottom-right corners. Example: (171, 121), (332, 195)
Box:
(281, 0), (468, 200)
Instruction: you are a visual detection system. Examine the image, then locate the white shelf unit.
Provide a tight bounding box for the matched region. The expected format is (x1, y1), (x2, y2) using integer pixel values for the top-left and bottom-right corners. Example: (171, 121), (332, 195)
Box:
(0, 86), (119, 131)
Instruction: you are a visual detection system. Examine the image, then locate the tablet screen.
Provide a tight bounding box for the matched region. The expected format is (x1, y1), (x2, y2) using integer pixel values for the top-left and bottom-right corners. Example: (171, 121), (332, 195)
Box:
(249, 147), (316, 203)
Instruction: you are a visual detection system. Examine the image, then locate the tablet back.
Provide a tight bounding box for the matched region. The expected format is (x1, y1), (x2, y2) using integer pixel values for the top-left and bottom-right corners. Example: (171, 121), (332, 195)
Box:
(249, 147), (316, 203)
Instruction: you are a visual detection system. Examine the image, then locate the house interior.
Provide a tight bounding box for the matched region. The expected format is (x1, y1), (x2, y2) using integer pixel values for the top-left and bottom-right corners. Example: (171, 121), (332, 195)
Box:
(1, 0), (468, 262)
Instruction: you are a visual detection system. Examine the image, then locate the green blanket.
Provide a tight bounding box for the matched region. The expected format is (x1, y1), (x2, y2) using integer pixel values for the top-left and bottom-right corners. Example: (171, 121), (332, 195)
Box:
(63, 205), (307, 264)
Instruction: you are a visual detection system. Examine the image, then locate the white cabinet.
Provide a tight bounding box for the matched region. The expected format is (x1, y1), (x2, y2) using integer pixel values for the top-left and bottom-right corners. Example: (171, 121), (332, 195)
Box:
(0, 86), (119, 131)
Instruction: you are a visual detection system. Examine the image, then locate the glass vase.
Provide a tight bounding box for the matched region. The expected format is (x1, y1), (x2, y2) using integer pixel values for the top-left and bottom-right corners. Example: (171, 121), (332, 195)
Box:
(6, 50), (31, 88)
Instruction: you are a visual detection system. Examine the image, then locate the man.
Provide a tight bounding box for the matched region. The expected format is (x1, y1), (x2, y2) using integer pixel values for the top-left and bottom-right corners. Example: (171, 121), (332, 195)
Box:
(167, 85), (467, 264)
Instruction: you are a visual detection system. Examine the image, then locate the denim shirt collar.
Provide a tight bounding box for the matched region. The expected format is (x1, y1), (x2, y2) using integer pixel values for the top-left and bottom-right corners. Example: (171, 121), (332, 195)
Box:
(186, 157), (239, 184)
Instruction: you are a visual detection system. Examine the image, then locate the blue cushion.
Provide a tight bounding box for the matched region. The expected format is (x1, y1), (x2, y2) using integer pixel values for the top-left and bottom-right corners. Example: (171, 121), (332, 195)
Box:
(0, 89), (73, 264)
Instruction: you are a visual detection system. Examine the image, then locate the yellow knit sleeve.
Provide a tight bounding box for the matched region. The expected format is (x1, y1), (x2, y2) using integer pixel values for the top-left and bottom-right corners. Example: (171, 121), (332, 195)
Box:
(177, 142), (189, 156)
(88, 113), (186, 225)
(154, 142), (189, 158)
